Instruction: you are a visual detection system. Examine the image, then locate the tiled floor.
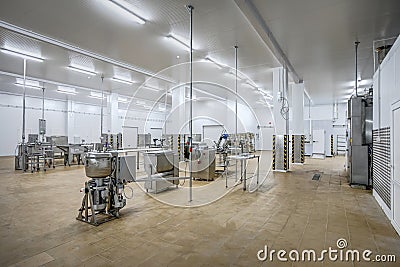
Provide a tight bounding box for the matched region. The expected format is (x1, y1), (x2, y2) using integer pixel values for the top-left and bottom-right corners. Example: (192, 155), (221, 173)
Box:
(0, 153), (399, 266)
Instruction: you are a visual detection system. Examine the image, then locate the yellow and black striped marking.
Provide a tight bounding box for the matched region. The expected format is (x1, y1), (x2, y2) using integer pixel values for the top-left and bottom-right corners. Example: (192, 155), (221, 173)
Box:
(177, 135), (181, 161)
(272, 135), (276, 170)
(283, 135), (288, 170)
(291, 135), (295, 163)
(301, 135), (305, 163)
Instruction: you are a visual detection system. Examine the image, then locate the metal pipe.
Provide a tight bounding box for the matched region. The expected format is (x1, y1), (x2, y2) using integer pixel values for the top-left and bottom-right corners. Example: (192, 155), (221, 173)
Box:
(42, 87), (45, 120)
(42, 86), (45, 142)
(100, 74), (104, 137)
(22, 59), (26, 144)
(355, 41), (360, 97)
(285, 67), (289, 135)
(235, 45), (238, 182)
(22, 59), (26, 171)
(187, 4), (194, 202)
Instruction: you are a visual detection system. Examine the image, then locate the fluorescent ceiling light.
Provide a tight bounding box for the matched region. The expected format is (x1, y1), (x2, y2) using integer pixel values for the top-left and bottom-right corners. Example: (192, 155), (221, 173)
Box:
(205, 56), (225, 69)
(109, 0), (146, 24)
(244, 80), (258, 88)
(15, 78), (43, 90)
(118, 96), (131, 103)
(89, 91), (106, 99)
(166, 33), (191, 52)
(1, 47), (44, 62)
(136, 100), (146, 105)
(141, 84), (162, 92)
(57, 86), (77, 95)
(258, 88), (273, 99)
(227, 72), (242, 81)
(67, 65), (97, 76)
(227, 69), (247, 81)
(15, 82), (43, 90)
(111, 77), (134, 85)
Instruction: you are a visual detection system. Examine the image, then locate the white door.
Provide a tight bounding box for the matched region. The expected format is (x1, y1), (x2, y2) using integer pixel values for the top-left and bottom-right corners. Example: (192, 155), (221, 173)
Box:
(122, 126), (138, 149)
(392, 105), (400, 233)
(259, 127), (274, 150)
(312, 129), (325, 154)
(203, 125), (224, 147)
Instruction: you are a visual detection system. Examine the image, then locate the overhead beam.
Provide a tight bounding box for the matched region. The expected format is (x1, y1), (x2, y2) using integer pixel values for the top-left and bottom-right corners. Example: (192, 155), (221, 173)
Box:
(234, 0), (302, 83)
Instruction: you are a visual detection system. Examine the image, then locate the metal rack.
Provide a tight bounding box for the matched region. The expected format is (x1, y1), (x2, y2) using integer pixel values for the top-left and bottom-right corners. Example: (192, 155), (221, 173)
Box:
(336, 134), (346, 155)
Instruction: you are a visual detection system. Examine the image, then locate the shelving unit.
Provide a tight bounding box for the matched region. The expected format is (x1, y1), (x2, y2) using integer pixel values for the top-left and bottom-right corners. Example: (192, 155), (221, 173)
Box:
(336, 134), (346, 155)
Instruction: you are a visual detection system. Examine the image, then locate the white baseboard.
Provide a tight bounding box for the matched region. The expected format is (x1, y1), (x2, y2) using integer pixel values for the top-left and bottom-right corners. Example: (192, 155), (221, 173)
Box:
(392, 217), (400, 236)
(373, 189), (392, 219)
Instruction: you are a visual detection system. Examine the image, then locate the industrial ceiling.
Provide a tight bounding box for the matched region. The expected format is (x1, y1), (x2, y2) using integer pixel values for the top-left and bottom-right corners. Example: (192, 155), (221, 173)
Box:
(0, 0), (399, 106)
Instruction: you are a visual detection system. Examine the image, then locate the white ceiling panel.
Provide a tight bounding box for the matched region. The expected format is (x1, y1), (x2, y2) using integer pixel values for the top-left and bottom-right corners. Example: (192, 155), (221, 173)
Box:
(250, 0), (400, 104)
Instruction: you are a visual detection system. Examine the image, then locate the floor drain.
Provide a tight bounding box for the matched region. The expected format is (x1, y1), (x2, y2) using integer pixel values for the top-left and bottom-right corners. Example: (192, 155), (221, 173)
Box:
(312, 174), (321, 180)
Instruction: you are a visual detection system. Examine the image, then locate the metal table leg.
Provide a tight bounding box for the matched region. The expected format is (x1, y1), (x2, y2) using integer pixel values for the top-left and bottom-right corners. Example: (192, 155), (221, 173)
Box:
(243, 158), (247, 191)
(257, 156), (260, 185)
(137, 151), (139, 170)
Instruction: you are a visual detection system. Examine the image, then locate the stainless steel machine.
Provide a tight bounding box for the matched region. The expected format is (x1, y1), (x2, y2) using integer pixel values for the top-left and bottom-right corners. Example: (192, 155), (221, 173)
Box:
(77, 151), (135, 226)
(142, 150), (179, 193)
(138, 134), (152, 148)
(191, 144), (216, 181)
(15, 139), (54, 172)
(347, 95), (373, 187)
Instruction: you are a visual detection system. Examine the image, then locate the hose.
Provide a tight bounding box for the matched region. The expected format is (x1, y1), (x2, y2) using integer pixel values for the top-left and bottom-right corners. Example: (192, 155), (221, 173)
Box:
(123, 185), (134, 199)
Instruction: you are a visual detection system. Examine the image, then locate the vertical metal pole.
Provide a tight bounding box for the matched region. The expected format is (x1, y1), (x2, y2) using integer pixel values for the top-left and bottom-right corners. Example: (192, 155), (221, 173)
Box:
(234, 45), (238, 182)
(22, 59), (27, 144)
(22, 59), (27, 171)
(100, 74), (104, 137)
(42, 86), (45, 142)
(187, 4), (194, 202)
(285, 67), (289, 135)
(355, 41), (360, 97)
(164, 89), (168, 138)
(42, 87), (45, 120)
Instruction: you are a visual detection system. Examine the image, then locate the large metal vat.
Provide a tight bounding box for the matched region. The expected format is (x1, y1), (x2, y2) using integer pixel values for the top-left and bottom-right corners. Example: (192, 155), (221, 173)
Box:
(85, 152), (113, 178)
(143, 150), (175, 174)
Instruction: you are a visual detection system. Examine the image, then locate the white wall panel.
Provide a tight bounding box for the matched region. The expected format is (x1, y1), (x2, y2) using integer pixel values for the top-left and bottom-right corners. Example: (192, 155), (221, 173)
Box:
(0, 93), (68, 156)
(380, 56), (395, 127)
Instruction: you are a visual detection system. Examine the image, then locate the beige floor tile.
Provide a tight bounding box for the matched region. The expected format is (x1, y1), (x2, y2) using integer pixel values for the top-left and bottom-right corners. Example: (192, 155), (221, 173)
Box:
(0, 154), (398, 266)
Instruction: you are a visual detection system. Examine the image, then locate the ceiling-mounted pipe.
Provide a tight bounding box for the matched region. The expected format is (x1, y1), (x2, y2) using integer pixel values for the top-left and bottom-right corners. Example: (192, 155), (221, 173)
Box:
(235, 45), (238, 183)
(355, 41), (360, 97)
(186, 4), (194, 203)
(100, 74), (104, 138)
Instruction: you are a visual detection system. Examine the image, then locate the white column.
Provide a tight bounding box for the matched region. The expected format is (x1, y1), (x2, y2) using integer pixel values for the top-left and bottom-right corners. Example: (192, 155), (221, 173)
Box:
(170, 86), (186, 134)
(67, 99), (75, 143)
(273, 67), (286, 134)
(291, 83), (304, 134)
(107, 92), (119, 133)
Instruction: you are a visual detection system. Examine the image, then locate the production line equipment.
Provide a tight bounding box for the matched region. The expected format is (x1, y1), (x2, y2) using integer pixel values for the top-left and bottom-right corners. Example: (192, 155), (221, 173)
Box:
(77, 151), (135, 226)
(15, 134), (55, 172)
